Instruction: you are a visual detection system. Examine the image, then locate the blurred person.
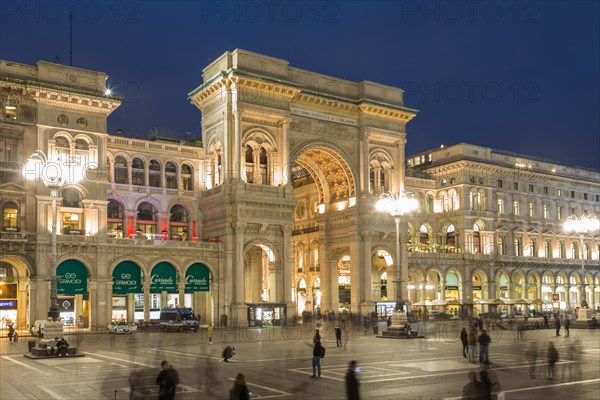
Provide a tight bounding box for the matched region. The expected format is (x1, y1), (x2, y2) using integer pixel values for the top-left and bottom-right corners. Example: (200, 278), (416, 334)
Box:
(547, 342), (559, 380)
(156, 360), (179, 400)
(207, 323), (213, 344)
(555, 316), (561, 336)
(7, 323), (15, 344)
(462, 370), (486, 400)
(460, 327), (468, 358)
(313, 329), (321, 344)
(343, 324), (350, 351)
(562, 337), (582, 381)
(128, 369), (144, 399)
(543, 314), (549, 329)
(335, 325), (342, 347)
(345, 360), (360, 400)
(222, 345), (235, 362)
(229, 373), (250, 400)
(480, 361), (501, 400)
(478, 329), (491, 364)
(525, 341), (538, 379)
(468, 329), (478, 363)
(56, 337), (69, 356)
(564, 317), (570, 337)
(46, 337), (58, 357)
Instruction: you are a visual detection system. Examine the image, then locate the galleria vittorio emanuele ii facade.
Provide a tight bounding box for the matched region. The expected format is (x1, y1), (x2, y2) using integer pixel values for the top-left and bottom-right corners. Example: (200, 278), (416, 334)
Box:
(0, 49), (598, 330)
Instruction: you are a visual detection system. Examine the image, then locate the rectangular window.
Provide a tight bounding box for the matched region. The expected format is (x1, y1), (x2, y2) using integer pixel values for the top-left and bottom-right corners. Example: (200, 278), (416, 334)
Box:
(514, 182), (519, 190)
(528, 201), (534, 217)
(570, 191), (575, 198)
(3, 105), (17, 120)
(497, 180), (503, 188)
(584, 193), (588, 200)
(557, 206), (562, 220)
(497, 198), (504, 214)
(596, 195), (599, 202)
(544, 187), (548, 195)
(543, 204), (549, 219)
(529, 184), (534, 192)
(513, 200), (520, 216)
(557, 189), (562, 196)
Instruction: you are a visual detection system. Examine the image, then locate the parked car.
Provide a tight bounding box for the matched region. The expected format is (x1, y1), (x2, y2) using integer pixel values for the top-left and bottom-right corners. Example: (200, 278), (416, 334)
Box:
(108, 321), (137, 334)
(159, 307), (199, 332)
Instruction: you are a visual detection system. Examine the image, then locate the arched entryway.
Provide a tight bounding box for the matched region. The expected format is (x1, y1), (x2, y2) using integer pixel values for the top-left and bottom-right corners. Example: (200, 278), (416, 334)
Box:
(111, 261), (143, 322)
(150, 262), (178, 319)
(56, 259), (90, 327)
(185, 263), (213, 323)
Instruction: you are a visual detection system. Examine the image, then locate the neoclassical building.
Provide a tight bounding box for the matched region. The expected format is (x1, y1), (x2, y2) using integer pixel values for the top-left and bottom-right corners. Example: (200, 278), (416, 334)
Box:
(1, 50), (598, 330)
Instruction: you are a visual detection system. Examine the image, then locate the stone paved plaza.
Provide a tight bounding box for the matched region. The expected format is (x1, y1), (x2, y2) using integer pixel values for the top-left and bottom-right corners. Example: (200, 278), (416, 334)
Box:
(1, 323), (599, 399)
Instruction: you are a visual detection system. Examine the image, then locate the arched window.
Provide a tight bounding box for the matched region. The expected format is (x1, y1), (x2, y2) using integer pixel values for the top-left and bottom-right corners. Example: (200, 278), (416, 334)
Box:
(136, 202), (157, 236)
(2, 202), (18, 231)
(259, 148), (268, 185)
(472, 223), (481, 253)
(74, 138), (89, 151)
(425, 194), (434, 214)
(529, 239), (537, 257)
(419, 225), (429, 249)
(114, 156), (128, 184)
(571, 242), (577, 259)
(417, 193), (423, 213)
(107, 199), (124, 238)
(149, 160), (161, 187)
(165, 162), (177, 189)
(181, 164), (193, 191)
(296, 243), (305, 271)
(544, 240), (551, 258)
(584, 243), (590, 260)
(441, 192), (449, 212)
(446, 224), (457, 252)
(451, 190), (459, 211)
(558, 241), (565, 258)
(169, 204), (189, 240)
(514, 238), (521, 257)
(132, 158), (145, 186)
(61, 188), (83, 235)
(245, 145), (254, 183)
(498, 237), (505, 255)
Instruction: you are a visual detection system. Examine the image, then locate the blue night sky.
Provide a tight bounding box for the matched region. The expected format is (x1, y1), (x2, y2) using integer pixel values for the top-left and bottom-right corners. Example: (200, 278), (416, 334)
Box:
(1, 1), (598, 169)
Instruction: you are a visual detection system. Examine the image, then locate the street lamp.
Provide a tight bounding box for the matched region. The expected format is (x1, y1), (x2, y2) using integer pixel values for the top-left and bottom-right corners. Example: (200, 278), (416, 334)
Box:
(564, 214), (599, 320)
(26, 150), (82, 322)
(376, 191), (419, 313)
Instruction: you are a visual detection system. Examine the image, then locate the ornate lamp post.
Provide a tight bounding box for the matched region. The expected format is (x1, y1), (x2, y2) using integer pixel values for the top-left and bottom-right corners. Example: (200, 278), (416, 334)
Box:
(564, 214), (599, 321)
(26, 150), (81, 322)
(376, 192), (419, 314)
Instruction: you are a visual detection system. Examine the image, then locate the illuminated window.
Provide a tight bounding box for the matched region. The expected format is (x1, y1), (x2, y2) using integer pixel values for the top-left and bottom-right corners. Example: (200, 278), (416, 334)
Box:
(2, 202), (18, 231)
(513, 200), (520, 216)
(543, 204), (549, 219)
(3, 105), (17, 120)
(544, 240), (551, 258)
(557, 206), (562, 220)
(497, 198), (504, 214)
(107, 199), (124, 238)
(114, 156), (128, 184)
(136, 202), (157, 236)
(62, 212), (83, 234)
(514, 238), (522, 257)
(528, 201), (534, 217)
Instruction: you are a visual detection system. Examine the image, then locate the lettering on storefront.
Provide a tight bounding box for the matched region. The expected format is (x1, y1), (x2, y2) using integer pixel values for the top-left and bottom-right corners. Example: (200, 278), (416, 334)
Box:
(59, 272), (82, 285)
(115, 273), (138, 286)
(151, 275), (174, 284)
(186, 275), (207, 285)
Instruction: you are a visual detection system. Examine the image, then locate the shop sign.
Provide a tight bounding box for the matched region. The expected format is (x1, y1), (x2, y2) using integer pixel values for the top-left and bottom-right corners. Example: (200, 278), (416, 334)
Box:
(112, 261), (142, 294)
(445, 286), (459, 290)
(185, 263), (210, 292)
(472, 286), (482, 290)
(0, 300), (17, 309)
(58, 298), (74, 312)
(57, 260), (88, 295)
(150, 262), (177, 292)
(552, 293), (560, 301)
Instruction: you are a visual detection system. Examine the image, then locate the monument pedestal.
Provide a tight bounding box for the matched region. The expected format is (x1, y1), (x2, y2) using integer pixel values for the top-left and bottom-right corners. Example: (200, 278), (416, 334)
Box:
(381, 311), (413, 338)
(577, 307), (590, 322)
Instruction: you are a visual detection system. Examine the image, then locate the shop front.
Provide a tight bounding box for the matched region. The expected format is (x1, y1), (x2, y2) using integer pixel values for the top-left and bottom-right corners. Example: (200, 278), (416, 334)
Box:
(185, 263), (210, 319)
(375, 301), (396, 318)
(112, 261), (143, 322)
(0, 262), (19, 328)
(247, 303), (287, 327)
(57, 260), (88, 327)
(151, 262), (177, 319)
(0, 300), (18, 328)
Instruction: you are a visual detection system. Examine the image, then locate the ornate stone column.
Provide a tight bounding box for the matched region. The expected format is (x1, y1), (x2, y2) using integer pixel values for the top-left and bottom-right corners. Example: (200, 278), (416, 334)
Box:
(232, 222), (247, 326)
(281, 226), (294, 323)
(280, 118), (291, 185)
(178, 276), (186, 307)
(143, 280), (150, 322)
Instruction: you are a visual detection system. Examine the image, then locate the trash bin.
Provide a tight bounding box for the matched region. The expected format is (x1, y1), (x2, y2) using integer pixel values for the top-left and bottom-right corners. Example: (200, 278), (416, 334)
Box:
(28, 340), (36, 352)
(220, 314), (228, 327)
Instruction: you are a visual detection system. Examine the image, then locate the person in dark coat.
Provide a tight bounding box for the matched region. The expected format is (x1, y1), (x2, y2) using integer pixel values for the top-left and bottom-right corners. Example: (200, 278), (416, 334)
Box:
(345, 360), (360, 400)
(555, 317), (561, 336)
(460, 328), (469, 358)
(229, 373), (250, 400)
(478, 329), (491, 364)
(311, 340), (324, 378)
(461, 370), (487, 399)
(547, 341), (559, 380)
(335, 326), (342, 347)
(543, 315), (549, 329)
(313, 329), (321, 344)
(156, 360), (179, 400)
(222, 346), (235, 362)
(565, 317), (571, 337)
(7, 324), (15, 344)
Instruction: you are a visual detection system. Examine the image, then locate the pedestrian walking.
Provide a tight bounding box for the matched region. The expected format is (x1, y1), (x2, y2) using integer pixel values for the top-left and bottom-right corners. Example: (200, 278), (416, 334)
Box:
(525, 341), (538, 379)
(156, 360), (179, 400)
(345, 360), (360, 400)
(555, 317), (561, 336)
(222, 345), (235, 362)
(480, 361), (501, 400)
(468, 329), (477, 363)
(229, 373), (250, 400)
(460, 328), (468, 358)
(129, 369), (144, 399)
(363, 317), (369, 335)
(478, 329), (491, 364)
(207, 323), (213, 344)
(547, 342), (559, 380)
(335, 326), (342, 347)
(461, 370), (486, 400)
(7, 323), (15, 344)
(543, 314), (549, 329)
(565, 317), (570, 337)
(311, 340), (325, 378)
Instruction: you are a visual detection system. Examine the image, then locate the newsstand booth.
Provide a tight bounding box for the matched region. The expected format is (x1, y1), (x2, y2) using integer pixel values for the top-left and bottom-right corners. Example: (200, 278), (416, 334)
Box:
(247, 303), (287, 327)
